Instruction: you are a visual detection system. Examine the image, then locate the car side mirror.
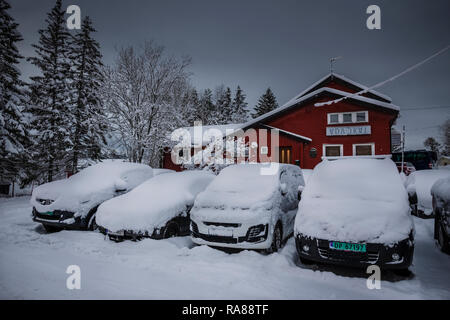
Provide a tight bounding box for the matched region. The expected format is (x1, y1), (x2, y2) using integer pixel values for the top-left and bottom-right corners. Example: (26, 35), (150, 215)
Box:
(298, 185), (305, 201)
(280, 183), (287, 196)
(408, 193), (418, 205)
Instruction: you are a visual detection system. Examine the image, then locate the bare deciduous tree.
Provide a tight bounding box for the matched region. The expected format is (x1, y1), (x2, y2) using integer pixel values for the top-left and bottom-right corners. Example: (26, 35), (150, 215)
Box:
(101, 41), (192, 166)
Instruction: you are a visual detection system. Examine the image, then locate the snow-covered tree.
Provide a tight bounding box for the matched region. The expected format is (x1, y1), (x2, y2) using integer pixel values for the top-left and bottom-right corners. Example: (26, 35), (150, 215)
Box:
(441, 119), (449, 156)
(27, 0), (72, 182)
(213, 85), (233, 125)
(231, 85), (249, 123)
(0, 0), (29, 184)
(68, 16), (106, 173)
(101, 41), (191, 167)
(197, 89), (215, 125)
(252, 87), (278, 119)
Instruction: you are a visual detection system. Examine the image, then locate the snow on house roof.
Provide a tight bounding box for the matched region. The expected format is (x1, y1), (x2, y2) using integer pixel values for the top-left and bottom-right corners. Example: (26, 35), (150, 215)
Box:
(290, 73), (392, 103)
(178, 123), (244, 146)
(262, 125), (312, 142)
(242, 86), (399, 130)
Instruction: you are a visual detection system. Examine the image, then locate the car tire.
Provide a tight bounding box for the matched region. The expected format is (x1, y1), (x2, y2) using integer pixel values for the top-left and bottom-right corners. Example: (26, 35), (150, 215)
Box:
(299, 256), (314, 265)
(437, 223), (450, 254)
(163, 222), (179, 239)
(42, 224), (62, 233)
(266, 224), (282, 254)
(88, 214), (98, 231)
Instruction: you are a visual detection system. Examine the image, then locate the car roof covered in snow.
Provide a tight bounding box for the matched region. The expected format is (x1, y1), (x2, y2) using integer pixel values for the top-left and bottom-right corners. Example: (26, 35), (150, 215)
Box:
(96, 170), (214, 233)
(295, 158), (413, 244)
(193, 163), (303, 211)
(31, 160), (154, 216)
(431, 176), (450, 203)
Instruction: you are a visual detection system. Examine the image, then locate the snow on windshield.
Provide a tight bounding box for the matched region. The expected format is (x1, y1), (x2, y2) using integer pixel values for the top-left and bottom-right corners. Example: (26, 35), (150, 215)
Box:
(295, 158), (413, 244)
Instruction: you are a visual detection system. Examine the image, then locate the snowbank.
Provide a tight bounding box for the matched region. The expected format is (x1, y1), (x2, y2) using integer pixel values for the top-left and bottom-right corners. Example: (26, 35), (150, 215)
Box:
(96, 170), (214, 233)
(31, 160), (153, 218)
(153, 169), (175, 176)
(295, 158), (413, 244)
(301, 169), (313, 184)
(431, 176), (450, 204)
(405, 169), (450, 215)
(192, 163), (304, 222)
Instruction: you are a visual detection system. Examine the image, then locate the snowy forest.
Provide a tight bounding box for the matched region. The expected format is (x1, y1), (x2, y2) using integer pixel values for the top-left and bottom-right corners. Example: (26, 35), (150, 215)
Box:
(0, 0), (280, 188)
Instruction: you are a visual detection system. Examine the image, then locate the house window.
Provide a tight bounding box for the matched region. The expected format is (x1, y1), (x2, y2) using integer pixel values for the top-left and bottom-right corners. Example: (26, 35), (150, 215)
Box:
(343, 113), (352, 123)
(329, 114), (339, 124)
(327, 111), (368, 124)
(279, 147), (292, 164)
(356, 112), (367, 122)
(323, 144), (343, 157)
(353, 143), (375, 156)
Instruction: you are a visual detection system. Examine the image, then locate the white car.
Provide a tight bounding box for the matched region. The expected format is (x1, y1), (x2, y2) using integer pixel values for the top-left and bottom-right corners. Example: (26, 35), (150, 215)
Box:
(405, 169), (450, 218)
(190, 163), (305, 252)
(295, 158), (414, 271)
(31, 161), (154, 232)
(96, 170), (214, 241)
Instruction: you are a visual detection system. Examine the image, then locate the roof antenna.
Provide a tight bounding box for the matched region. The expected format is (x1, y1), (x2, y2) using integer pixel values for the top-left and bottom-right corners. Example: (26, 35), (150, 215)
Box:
(330, 56), (342, 74)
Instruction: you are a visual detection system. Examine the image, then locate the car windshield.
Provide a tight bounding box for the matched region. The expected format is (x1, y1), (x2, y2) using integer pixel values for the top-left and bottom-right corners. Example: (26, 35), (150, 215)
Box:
(305, 158), (404, 203)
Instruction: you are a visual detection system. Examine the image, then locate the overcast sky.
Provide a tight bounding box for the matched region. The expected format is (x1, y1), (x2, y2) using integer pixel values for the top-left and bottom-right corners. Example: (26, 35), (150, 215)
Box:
(10, 0), (450, 150)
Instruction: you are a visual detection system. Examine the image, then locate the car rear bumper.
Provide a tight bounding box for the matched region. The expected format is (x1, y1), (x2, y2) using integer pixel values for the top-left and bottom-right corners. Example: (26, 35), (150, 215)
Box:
(32, 207), (85, 230)
(295, 234), (414, 270)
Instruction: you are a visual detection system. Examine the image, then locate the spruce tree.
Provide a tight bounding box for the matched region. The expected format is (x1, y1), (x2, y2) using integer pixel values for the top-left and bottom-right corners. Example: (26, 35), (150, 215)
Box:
(252, 87), (278, 119)
(27, 0), (72, 182)
(0, 0), (29, 186)
(197, 89), (215, 125)
(69, 16), (105, 173)
(231, 85), (249, 123)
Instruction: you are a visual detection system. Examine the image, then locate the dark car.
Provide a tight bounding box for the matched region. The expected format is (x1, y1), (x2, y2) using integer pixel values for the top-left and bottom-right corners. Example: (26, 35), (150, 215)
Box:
(431, 177), (450, 253)
(294, 158), (415, 272)
(31, 161), (154, 232)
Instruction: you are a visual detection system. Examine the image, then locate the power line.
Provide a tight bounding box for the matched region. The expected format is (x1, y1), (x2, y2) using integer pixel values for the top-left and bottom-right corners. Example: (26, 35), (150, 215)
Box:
(401, 105), (450, 111)
(316, 45), (450, 107)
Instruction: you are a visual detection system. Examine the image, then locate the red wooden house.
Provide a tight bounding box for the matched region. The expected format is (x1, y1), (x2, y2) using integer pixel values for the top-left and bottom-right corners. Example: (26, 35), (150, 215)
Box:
(163, 73), (399, 170)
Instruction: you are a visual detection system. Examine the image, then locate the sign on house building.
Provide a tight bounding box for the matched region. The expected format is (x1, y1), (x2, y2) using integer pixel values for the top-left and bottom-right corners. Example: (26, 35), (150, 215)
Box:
(326, 125), (371, 136)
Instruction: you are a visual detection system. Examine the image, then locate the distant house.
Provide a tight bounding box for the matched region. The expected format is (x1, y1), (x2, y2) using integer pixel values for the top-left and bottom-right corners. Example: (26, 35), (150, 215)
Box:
(163, 73), (400, 170)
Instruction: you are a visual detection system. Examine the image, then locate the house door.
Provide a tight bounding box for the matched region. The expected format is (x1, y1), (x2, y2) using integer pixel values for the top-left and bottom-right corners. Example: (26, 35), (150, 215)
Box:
(279, 147), (292, 164)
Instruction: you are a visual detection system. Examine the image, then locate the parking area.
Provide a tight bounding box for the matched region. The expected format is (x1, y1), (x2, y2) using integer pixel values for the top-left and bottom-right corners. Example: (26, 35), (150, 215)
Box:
(0, 196), (449, 299)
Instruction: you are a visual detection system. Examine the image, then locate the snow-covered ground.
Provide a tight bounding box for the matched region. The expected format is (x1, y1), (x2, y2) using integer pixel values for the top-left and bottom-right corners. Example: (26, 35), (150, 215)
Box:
(0, 196), (449, 300)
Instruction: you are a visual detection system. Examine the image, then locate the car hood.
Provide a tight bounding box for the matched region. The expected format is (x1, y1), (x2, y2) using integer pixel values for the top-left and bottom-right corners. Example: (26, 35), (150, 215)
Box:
(295, 197), (414, 244)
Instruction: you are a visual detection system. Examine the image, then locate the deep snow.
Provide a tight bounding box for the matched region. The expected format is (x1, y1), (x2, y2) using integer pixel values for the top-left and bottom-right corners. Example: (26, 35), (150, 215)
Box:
(0, 196), (449, 299)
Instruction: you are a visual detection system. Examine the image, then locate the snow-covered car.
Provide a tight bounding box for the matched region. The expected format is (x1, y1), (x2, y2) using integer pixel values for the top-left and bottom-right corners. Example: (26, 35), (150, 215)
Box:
(431, 177), (450, 253)
(31, 161), (154, 232)
(190, 163), (305, 252)
(295, 158), (414, 271)
(153, 168), (175, 176)
(96, 170), (214, 241)
(405, 169), (450, 218)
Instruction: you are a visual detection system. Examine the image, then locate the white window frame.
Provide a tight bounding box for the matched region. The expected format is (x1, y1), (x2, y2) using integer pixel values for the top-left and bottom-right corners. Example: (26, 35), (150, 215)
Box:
(327, 111), (369, 125)
(323, 144), (343, 157)
(352, 143), (375, 156)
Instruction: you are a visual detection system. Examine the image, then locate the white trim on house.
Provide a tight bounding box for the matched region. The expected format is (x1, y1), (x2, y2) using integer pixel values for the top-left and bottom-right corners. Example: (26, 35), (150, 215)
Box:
(262, 125), (312, 142)
(290, 73), (392, 103)
(352, 143), (375, 156)
(323, 144), (344, 157)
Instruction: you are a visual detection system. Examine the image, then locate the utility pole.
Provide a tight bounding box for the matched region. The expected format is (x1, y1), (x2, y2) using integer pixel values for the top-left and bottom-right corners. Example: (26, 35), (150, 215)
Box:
(401, 125), (406, 174)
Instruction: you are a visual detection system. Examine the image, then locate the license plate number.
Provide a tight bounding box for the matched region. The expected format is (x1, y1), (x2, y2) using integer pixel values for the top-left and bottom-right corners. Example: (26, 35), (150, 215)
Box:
(42, 211), (54, 215)
(329, 241), (366, 252)
(208, 227), (233, 237)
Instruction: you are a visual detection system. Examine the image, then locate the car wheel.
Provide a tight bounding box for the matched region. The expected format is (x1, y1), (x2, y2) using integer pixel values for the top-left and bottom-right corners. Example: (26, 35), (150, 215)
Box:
(42, 224), (62, 233)
(266, 224), (282, 254)
(163, 222), (179, 239)
(437, 223), (450, 254)
(299, 256), (314, 265)
(88, 214), (98, 231)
